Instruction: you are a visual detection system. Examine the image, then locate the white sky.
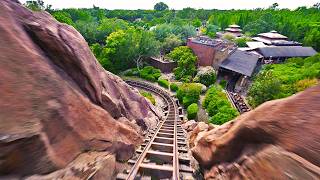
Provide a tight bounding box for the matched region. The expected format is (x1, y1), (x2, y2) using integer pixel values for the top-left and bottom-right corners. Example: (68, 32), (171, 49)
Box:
(19, 0), (319, 10)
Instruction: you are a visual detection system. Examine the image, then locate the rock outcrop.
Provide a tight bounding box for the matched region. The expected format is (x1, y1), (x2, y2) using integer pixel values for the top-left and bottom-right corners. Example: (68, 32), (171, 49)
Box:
(0, 0), (159, 178)
(190, 85), (320, 179)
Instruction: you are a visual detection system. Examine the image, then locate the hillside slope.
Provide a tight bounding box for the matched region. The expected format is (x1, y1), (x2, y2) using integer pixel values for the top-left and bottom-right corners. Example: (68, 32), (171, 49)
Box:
(0, 0), (159, 178)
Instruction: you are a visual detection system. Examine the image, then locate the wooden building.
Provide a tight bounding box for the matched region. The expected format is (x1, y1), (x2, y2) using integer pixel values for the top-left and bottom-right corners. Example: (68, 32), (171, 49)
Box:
(218, 50), (260, 91)
(255, 46), (317, 64)
(224, 24), (243, 37)
(252, 30), (302, 46)
(187, 36), (235, 68)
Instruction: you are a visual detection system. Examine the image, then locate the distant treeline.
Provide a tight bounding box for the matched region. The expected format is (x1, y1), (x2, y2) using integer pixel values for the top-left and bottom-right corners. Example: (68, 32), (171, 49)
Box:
(51, 6), (320, 49)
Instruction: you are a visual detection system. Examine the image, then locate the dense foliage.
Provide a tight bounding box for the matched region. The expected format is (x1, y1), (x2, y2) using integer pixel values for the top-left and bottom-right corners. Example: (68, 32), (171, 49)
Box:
(193, 68), (217, 87)
(168, 46), (198, 82)
(26, 2), (320, 75)
(248, 54), (320, 107)
(170, 83), (179, 92)
(154, 2), (169, 11)
(125, 66), (162, 82)
(158, 79), (170, 89)
(177, 83), (202, 107)
(203, 86), (239, 125)
(140, 91), (156, 105)
(187, 103), (199, 120)
(91, 28), (160, 73)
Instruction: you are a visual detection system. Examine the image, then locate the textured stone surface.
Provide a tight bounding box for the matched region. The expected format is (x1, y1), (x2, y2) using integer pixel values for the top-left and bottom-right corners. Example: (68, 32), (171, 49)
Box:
(191, 85), (320, 179)
(0, 0), (159, 178)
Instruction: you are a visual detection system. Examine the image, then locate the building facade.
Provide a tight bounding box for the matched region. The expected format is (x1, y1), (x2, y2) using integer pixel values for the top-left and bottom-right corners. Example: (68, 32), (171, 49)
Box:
(187, 36), (234, 68)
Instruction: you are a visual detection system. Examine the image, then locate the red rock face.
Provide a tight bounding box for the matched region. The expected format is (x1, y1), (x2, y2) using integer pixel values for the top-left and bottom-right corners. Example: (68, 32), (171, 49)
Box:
(191, 85), (320, 179)
(0, 0), (159, 178)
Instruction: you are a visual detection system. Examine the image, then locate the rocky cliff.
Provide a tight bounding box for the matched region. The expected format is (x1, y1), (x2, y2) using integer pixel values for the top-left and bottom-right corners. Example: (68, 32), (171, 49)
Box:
(190, 85), (320, 179)
(0, 0), (159, 179)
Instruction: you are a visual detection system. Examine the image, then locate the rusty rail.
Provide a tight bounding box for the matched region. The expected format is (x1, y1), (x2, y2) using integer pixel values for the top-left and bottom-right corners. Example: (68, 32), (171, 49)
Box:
(116, 80), (194, 180)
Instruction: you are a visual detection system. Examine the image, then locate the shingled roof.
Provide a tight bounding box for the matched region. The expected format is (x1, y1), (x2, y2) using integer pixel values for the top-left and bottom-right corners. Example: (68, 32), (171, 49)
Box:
(219, 50), (260, 77)
(258, 46), (317, 58)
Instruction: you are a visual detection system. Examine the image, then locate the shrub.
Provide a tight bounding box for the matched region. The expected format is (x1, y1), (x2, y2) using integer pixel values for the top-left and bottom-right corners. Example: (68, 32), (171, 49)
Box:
(140, 91), (156, 105)
(220, 80), (227, 89)
(294, 78), (318, 92)
(124, 68), (139, 76)
(170, 83), (179, 92)
(193, 69), (216, 87)
(248, 54), (320, 107)
(187, 103), (199, 120)
(176, 83), (202, 107)
(203, 85), (238, 125)
(137, 66), (162, 82)
(158, 79), (170, 88)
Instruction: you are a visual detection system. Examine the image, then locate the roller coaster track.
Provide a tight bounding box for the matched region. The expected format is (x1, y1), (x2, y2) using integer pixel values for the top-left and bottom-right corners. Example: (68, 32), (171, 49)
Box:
(116, 80), (194, 180)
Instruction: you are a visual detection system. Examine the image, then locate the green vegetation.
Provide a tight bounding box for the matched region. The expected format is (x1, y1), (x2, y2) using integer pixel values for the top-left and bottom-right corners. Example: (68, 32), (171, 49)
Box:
(26, 2), (320, 78)
(24, 0), (52, 11)
(248, 54), (320, 107)
(170, 83), (179, 92)
(193, 69), (217, 87)
(125, 66), (162, 82)
(140, 91), (156, 105)
(187, 103), (199, 120)
(177, 83), (202, 107)
(91, 28), (160, 73)
(203, 86), (239, 125)
(158, 79), (170, 89)
(168, 46), (197, 82)
(234, 37), (251, 47)
(219, 80), (227, 89)
(154, 2), (169, 11)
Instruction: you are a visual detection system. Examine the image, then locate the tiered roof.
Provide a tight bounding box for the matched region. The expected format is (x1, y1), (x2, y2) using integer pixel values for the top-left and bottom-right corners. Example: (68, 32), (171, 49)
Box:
(225, 24), (242, 33)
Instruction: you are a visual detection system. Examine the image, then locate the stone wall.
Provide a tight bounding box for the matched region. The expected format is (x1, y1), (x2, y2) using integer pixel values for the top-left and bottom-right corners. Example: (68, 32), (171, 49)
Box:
(146, 57), (177, 73)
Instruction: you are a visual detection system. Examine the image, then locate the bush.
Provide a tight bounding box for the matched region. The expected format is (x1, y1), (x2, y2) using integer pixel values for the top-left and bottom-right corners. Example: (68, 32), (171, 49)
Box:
(294, 78), (318, 92)
(220, 80), (227, 89)
(248, 54), (320, 107)
(158, 79), (170, 88)
(203, 85), (238, 125)
(170, 83), (179, 92)
(124, 68), (139, 76)
(193, 70), (216, 87)
(140, 91), (156, 105)
(136, 66), (162, 82)
(176, 83), (202, 107)
(187, 103), (199, 120)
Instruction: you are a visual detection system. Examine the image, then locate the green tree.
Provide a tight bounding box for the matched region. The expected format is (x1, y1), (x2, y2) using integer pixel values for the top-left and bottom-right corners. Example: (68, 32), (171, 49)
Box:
(304, 29), (320, 51)
(104, 28), (160, 72)
(161, 34), (183, 54)
(154, 2), (169, 11)
(169, 46), (197, 81)
(205, 24), (219, 38)
(24, 0), (44, 11)
(192, 18), (202, 27)
(248, 72), (283, 107)
(52, 11), (75, 26)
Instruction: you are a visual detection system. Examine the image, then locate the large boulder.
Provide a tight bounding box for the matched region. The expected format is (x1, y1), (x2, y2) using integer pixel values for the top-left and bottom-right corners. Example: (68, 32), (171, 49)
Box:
(0, 0), (159, 178)
(191, 85), (320, 179)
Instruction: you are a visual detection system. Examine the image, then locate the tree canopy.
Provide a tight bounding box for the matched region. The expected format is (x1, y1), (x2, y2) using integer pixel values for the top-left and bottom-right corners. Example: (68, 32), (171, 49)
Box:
(154, 2), (169, 11)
